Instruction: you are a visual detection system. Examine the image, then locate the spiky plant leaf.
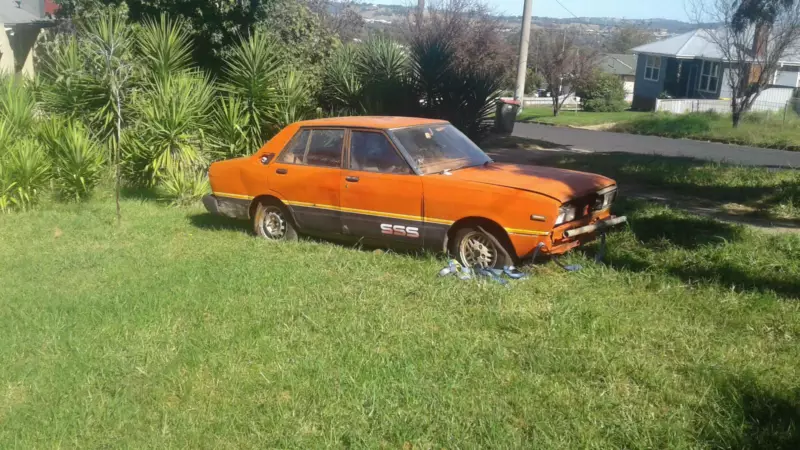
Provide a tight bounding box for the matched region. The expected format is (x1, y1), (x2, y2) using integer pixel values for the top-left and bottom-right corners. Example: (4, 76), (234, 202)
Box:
(79, 10), (135, 139)
(222, 31), (285, 144)
(128, 72), (214, 184)
(158, 167), (210, 206)
(208, 96), (256, 160)
(39, 117), (107, 201)
(137, 15), (194, 83)
(356, 35), (416, 116)
(0, 76), (36, 136)
(268, 70), (319, 132)
(321, 45), (364, 115)
(4, 139), (50, 210)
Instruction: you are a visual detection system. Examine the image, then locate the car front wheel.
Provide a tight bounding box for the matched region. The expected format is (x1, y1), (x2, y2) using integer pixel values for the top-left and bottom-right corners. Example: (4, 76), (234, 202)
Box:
(450, 226), (514, 269)
(253, 201), (298, 241)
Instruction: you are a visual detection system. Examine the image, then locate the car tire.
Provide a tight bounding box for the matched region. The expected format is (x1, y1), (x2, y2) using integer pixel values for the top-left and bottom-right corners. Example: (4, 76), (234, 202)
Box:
(450, 225), (515, 269)
(252, 200), (298, 241)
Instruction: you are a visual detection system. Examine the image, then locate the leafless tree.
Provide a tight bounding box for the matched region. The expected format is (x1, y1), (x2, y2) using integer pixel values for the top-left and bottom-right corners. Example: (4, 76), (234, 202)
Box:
(405, 0), (513, 75)
(690, 0), (800, 127)
(528, 29), (598, 116)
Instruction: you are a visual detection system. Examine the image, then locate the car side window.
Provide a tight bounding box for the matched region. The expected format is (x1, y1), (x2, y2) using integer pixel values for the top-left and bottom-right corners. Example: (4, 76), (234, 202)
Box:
(305, 129), (344, 168)
(278, 129), (310, 164)
(349, 131), (411, 174)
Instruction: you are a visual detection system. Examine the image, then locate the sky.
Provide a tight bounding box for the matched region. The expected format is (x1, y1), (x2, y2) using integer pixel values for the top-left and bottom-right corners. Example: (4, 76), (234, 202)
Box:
(372, 0), (692, 21)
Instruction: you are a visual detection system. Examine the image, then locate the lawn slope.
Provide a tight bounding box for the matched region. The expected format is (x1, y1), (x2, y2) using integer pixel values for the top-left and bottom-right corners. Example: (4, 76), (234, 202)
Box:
(1, 195), (799, 448)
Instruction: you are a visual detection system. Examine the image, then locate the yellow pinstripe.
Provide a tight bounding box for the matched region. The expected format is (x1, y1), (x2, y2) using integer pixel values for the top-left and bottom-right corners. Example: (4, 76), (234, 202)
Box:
(214, 193), (548, 237)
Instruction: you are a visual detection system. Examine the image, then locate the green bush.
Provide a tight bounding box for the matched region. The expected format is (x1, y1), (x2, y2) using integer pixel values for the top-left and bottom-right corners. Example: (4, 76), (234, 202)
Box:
(577, 72), (627, 112)
(208, 96), (256, 160)
(158, 167), (210, 205)
(1, 140), (50, 211)
(39, 117), (106, 201)
(127, 73), (214, 185)
(0, 76), (36, 136)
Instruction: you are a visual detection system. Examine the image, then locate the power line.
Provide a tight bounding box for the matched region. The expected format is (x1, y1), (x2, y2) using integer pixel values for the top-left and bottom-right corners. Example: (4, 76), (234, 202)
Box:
(553, 0), (580, 20)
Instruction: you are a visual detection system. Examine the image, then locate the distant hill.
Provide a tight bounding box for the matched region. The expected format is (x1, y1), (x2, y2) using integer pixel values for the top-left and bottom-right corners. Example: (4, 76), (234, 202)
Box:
(351, 3), (716, 35)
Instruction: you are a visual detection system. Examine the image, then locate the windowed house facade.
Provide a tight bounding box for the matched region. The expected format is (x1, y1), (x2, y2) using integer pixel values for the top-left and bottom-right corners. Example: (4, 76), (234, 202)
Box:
(631, 29), (800, 111)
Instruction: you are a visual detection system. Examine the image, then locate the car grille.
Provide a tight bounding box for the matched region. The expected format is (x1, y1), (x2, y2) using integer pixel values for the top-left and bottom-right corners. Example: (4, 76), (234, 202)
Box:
(571, 187), (617, 220)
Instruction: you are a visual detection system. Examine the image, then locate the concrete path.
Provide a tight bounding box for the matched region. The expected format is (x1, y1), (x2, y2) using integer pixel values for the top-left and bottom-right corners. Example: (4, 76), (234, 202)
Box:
(513, 123), (800, 168)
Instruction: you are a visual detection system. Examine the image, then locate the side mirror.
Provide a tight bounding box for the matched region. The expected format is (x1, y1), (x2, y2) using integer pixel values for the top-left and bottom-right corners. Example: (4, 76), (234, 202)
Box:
(260, 153), (274, 165)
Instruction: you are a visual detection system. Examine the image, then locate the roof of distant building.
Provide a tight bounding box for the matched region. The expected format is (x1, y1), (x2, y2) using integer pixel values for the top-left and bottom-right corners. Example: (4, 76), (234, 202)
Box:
(599, 54), (637, 76)
(632, 28), (800, 64)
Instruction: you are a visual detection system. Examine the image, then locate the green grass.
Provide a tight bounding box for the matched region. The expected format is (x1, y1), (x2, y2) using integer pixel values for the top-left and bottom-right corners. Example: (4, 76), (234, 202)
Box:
(613, 111), (800, 151)
(2, 189), (800, 447)
(516, 107), (643, 126)
(516, 107), (800, 151)
(537, 152), (800, 221)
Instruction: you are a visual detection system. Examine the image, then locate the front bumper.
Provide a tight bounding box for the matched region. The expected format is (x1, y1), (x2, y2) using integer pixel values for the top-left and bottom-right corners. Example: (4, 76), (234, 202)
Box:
(563, 216), (627, 238)
(546, 215), (627, 255)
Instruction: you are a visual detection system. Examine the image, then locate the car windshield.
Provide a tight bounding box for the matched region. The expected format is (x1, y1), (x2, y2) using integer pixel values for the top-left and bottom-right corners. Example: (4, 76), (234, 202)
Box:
(390, 124), (491, 175)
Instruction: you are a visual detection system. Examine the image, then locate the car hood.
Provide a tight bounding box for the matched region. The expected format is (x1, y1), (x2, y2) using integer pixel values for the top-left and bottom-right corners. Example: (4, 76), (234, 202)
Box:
(449, 163), (615, 203)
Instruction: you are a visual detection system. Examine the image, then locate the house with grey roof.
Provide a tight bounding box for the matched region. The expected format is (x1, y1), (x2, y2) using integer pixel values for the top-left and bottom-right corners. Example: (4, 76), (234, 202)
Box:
(1, 0), (56, 77)
(630, 29), (800, 111)
(598, 53), (637, 102)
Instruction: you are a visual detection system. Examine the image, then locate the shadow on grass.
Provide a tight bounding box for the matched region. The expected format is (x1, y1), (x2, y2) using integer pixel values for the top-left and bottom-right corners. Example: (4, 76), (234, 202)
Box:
(599, 200), (800, 299)
(629, 214), (744, 249)
(187, 213), (432, 259)
(699, 377), (800, 450)
(120, 185), (162, 202)
(515, 149), (800, 224)
(188, 213), (250, 232)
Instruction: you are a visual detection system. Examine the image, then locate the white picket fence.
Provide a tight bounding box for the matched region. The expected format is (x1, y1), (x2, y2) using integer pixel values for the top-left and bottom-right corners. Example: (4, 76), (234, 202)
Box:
(655, 87), (796, 114)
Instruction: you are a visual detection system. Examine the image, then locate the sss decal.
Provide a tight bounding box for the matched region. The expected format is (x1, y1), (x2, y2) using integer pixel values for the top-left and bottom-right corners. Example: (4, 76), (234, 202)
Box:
(380, 224), (420, 238)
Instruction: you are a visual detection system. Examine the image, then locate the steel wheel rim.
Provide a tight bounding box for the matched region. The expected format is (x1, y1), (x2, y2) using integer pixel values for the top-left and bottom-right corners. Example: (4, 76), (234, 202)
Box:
(261, 207), (287, 239)
(458, 230), (498, 268)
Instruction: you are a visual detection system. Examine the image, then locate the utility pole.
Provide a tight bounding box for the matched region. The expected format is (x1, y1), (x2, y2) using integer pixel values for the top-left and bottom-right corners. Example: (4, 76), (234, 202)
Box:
(514, 0), (533, 102)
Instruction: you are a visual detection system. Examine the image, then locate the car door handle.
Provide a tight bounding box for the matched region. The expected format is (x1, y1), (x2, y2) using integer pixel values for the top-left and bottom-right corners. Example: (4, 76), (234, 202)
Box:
(345, 176), (359, 182)
(276, 168), (288, 175)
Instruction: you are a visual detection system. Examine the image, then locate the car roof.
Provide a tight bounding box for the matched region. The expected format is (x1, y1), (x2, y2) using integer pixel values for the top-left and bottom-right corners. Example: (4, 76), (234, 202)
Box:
(295, 116), (449, 130)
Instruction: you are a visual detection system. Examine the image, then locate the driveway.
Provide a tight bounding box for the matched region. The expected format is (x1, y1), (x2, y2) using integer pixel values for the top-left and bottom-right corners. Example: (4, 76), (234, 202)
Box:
(513, 123), (800, 168)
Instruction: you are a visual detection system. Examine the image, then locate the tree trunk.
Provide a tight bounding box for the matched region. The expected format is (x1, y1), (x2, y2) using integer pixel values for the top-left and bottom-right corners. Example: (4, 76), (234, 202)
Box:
(732, 110), (742, 128)
(114, 90), (122, 223)
(552, 98), (560, 116)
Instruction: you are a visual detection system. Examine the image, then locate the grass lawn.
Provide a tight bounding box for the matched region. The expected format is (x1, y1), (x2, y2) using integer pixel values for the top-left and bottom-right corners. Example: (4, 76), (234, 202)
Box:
(2, 184), (800, 447)
(613, 112), (800, 151)
(539, 152), (800, 221)
(516, 107), (643, 127)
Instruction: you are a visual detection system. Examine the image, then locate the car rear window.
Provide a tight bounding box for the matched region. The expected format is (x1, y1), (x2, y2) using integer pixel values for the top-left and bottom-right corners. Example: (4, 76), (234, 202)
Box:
(278, 128), (343, 168)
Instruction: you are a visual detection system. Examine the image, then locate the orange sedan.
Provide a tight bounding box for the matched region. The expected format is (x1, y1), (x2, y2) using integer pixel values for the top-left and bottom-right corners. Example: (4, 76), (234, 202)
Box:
(203, 116), (627, 268)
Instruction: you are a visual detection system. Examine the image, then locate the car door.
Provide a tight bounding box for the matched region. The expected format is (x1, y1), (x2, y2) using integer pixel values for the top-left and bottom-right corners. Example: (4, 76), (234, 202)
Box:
(269, 127), (344, 235)
(340, 129), (423, 245)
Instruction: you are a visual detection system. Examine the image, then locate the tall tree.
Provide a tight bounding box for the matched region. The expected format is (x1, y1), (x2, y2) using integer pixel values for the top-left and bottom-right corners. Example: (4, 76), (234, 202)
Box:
(691, 0), (800, 127)
(528, 30), (598, 116)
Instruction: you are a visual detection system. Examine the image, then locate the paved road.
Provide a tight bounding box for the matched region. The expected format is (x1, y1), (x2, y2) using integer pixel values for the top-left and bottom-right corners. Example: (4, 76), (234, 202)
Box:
(513, 123), (800, 168)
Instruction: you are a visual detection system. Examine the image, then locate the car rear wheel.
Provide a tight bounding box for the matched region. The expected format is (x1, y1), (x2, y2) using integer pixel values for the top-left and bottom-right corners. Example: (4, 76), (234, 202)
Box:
(253, 201), (298, 241)
(450, 226), (514, 269)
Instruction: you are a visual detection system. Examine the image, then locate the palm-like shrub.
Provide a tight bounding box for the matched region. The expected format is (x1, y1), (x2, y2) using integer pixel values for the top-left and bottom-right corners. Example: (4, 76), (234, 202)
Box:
(2, 140), (50, 210)
(37, 38), (104, 122)
(268, 70), (319, 131)
(136, 15), (193, 83)
(208, 96), (256, 160)
(0, 76), (36, 136)
(222, 31), (284, 147)
(39, 117), (107, 201)
(321, 45), (364, 115)
(357, 36), (416, 116)
(158, 167), (210, 205)
(127, 73), (214, 184)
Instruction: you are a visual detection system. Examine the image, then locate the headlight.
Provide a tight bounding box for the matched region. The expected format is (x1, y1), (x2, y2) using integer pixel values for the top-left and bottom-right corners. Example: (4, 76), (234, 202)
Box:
(555, 205), (577, 225)
(594, 186), (617, 211)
